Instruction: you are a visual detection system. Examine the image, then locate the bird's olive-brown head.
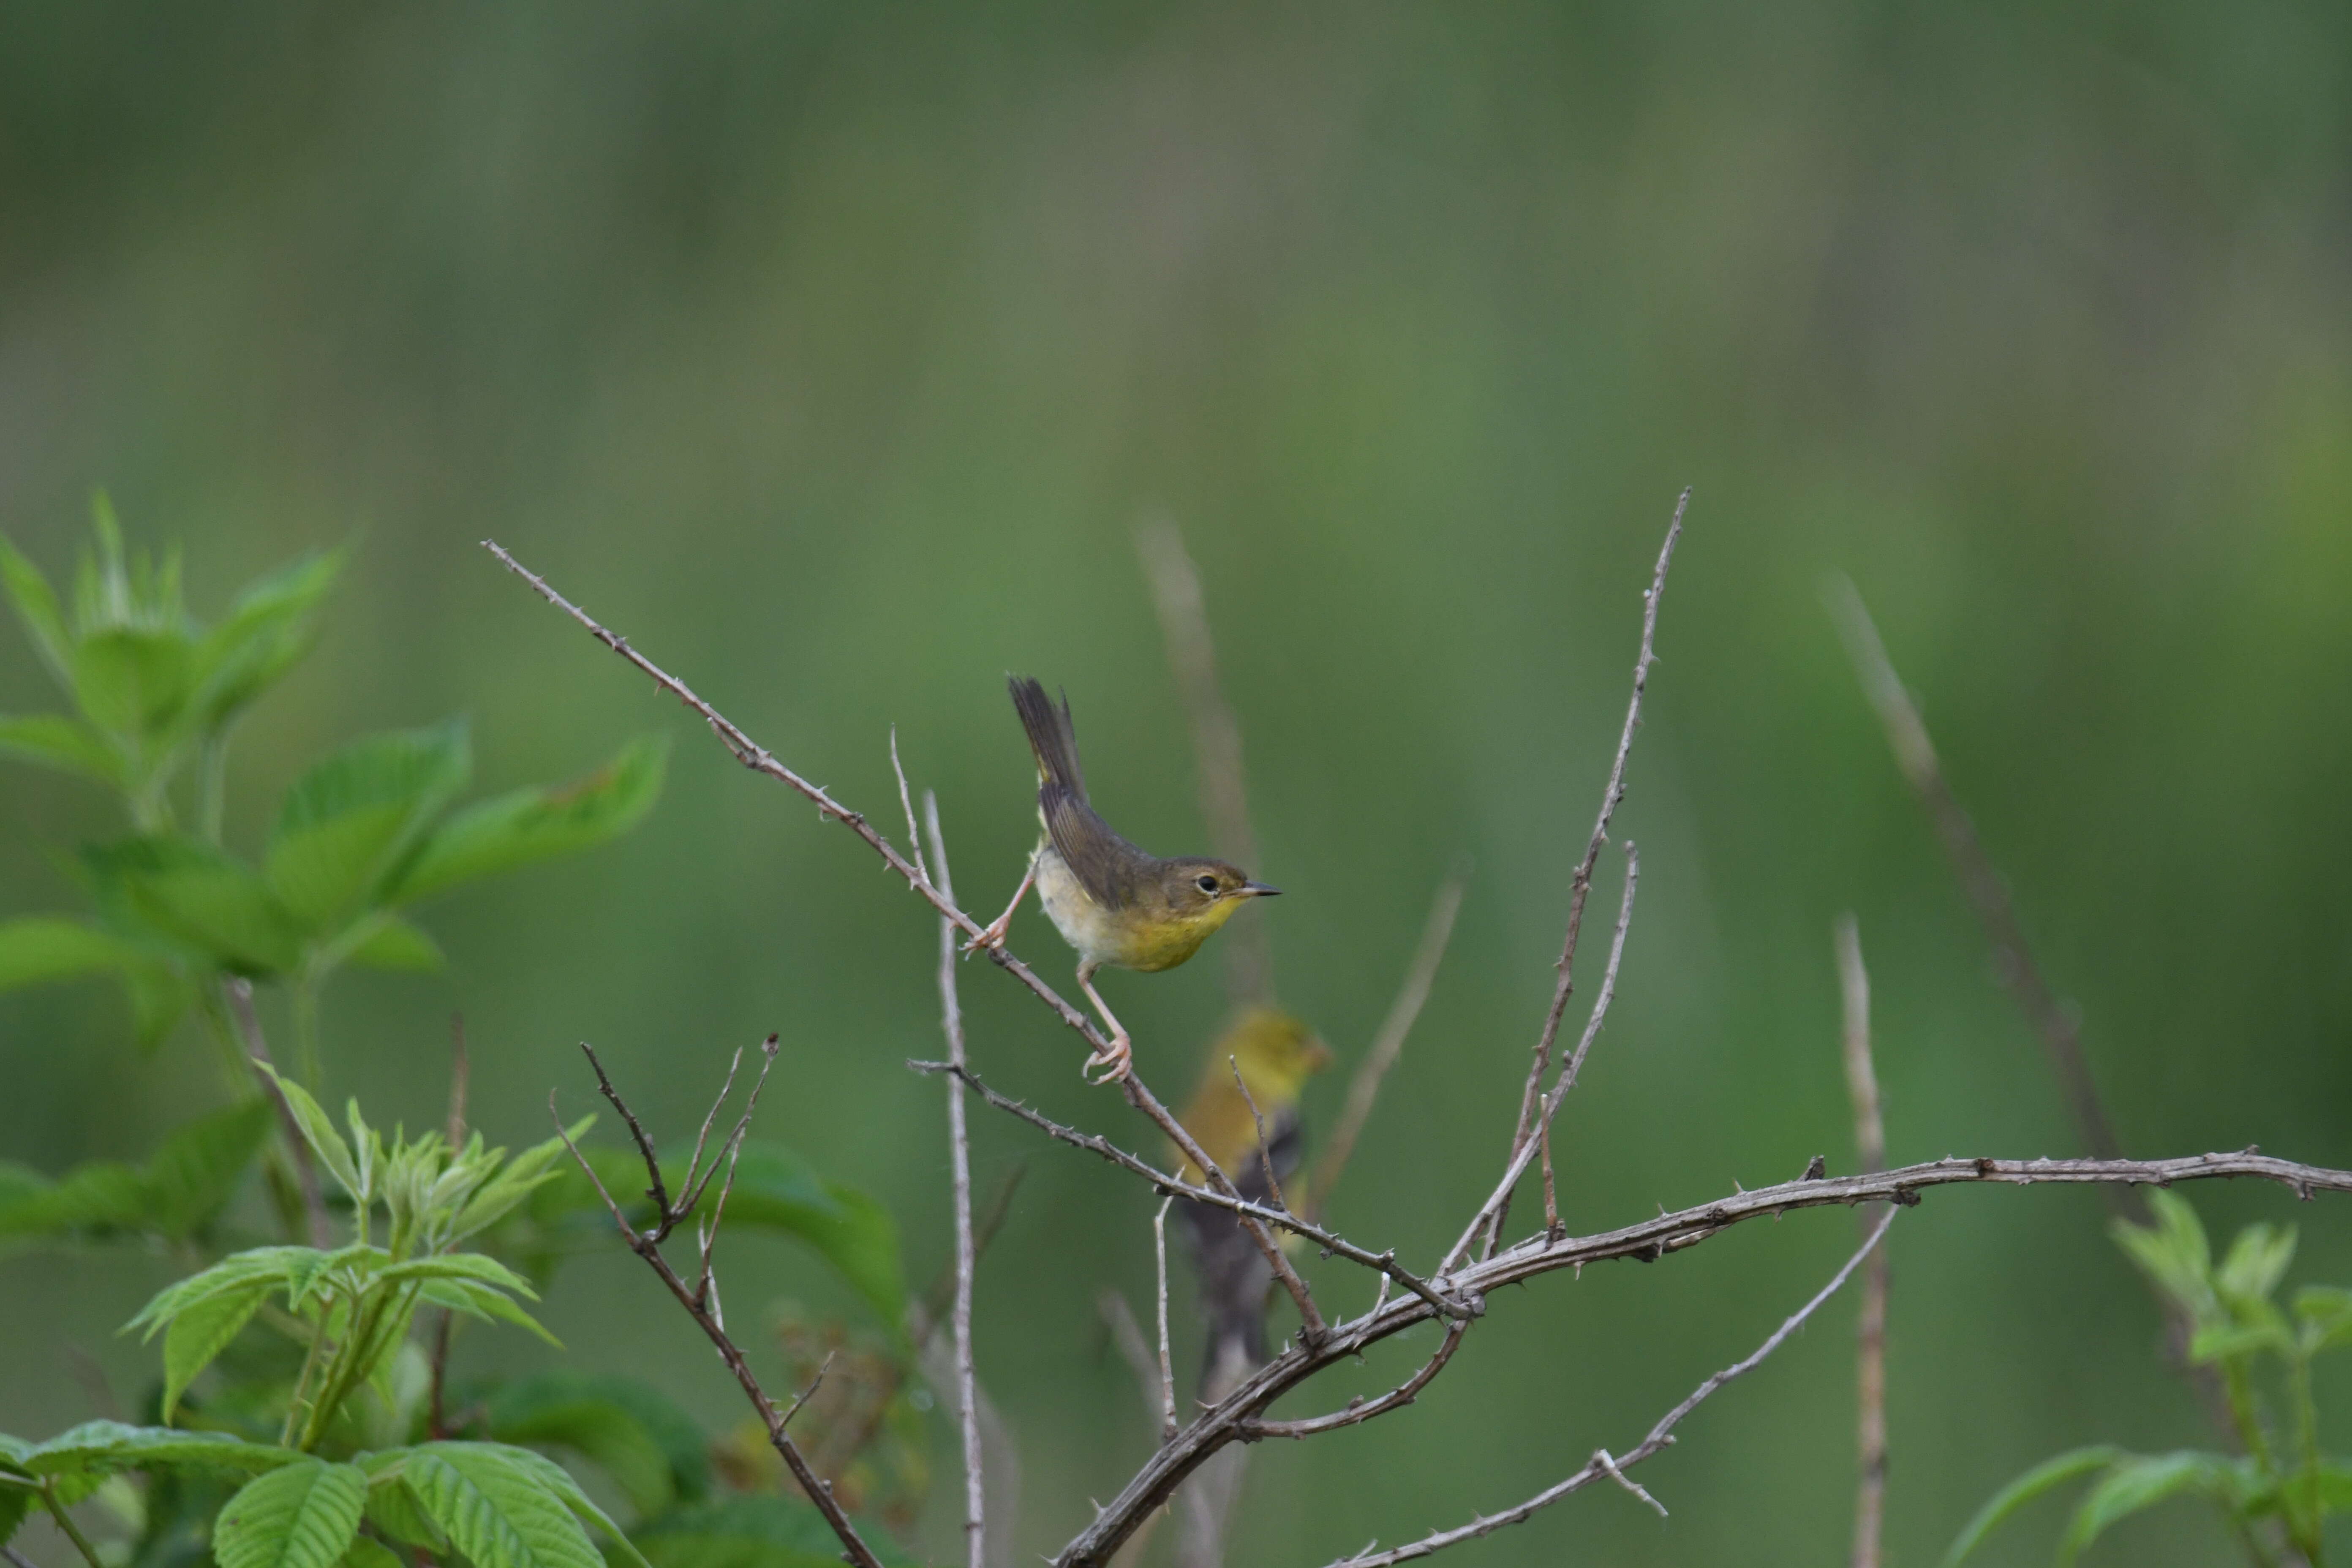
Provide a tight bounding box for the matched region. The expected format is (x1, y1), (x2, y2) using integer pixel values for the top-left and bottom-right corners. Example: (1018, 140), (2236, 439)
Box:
(1158, 858), (1281, 918)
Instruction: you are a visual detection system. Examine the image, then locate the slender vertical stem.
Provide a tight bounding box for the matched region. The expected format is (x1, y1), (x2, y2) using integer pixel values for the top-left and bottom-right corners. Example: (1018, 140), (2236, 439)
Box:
(39, 1482), (106, 1568)
(1837, 916), (1888, 1568)
(1153, 1196), (1178, 1444)
(925, 793), (987, 1568)
(223, 978), (330, 1249)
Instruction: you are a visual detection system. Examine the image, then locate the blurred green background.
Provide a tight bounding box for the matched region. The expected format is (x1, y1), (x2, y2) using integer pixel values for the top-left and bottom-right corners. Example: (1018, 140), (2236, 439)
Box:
(4, 2), (2350, 1563)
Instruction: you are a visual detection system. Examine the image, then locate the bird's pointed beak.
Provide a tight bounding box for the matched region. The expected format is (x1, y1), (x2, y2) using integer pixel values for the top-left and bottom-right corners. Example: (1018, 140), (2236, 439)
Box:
(1304, 1035), (1336, 1071)
(1240, 881), (1282, 897)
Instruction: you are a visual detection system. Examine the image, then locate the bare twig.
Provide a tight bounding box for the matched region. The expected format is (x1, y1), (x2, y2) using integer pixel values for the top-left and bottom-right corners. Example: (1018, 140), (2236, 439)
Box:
(1230, 1058), (1291, 1215)
(1826, 577), (2121, 1167)
(907, 1060), (1471, 1322)
(5, 1542), (42, 1568)
(485, 539), (1322, 1342)
(1310, 868), (1467, 1218)
(1448, 841), (1639, 1274)
(550, 1052), (887, 1568)
(1837, 917), (1887, 1568)
(1135, 516), (1269, 1009)
(1240, 1321), (1470, 1440)
(778, 1352), (836, 1432)
(694, 1035), (781, 1311)
(1097, 1291), (1183, 1568)
(1500, 492), (1687, 1223)
(1154, 1197), (1179, 1442)
(1323, 1210), (1895, 1568)
(224, 977), (329, 1250)
(893, 729), (929, 885)
(925, 791), (987, 1568)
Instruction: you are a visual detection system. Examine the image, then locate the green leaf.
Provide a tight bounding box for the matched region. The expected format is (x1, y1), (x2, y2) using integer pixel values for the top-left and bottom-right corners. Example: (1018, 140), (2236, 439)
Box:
(0, 714), (123, 785)
(186, 550), (343, 735)
(376, 1254), (537, 1295)
(415, 1279), (560, 1347)
(0, 535), (74, 688)
(255, 1067), (362, 1199)
(2217, 1223), (2297, 1307)
(213, 1460), (367, 1568)
(340, 916), (444, 972)
(484, 1374), (710, 1516)
(0, 1158), (146, 1240)
(355, 1456), (445, 1552)
(339, 1537), (403, 1568)
(0, 917), (146, 994)
(448, 1122), (590, 1243)
(2294, 1286), (2352, 1353)
(2058, 1451), (2235, 1565)
(2112, 1191), (2217, 1322)
(2190, 1320), (2295, 1365)
(83, 836), (305, 976)
(1942, 1446), (2119, 1566)
(632, 1496), (911, 1568)
(128, 1247), (321, 1339)
(402, 1443), (606, 1568)
(162, 1282), (269, 1420)
(22, 1422), (299, 1477)
(485, 1446), (645, 1565)
(389, 738), (667, 905)
(704, 1143), (905, 1328)
(266, 722), (471, 925)
(74, 626), (195, 739)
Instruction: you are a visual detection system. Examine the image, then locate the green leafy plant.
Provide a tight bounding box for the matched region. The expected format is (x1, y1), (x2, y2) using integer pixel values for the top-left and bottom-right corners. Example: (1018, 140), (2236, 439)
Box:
(1, 504), (926, 1568)
(1945, 1191), (2352, 1566)
(0, 498), (667, 1085)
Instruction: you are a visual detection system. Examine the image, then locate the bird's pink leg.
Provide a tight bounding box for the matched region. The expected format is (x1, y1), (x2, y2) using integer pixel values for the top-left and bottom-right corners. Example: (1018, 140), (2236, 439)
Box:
(1075, 964), (1132, 1085)
(963, 855), (1037, 955)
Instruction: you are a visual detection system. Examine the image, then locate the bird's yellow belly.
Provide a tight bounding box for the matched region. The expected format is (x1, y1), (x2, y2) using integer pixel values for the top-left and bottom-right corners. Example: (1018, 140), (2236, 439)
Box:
(1035, 845), (1220, 973)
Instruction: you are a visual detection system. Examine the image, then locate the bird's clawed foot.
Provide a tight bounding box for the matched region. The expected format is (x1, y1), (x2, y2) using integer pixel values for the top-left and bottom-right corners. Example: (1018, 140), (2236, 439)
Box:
(1083, 1030), (1133, 1086)
(961, 916), (1010, 956)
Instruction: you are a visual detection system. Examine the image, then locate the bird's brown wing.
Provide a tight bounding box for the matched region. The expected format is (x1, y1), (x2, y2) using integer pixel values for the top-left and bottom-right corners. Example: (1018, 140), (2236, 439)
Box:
(1009, 675), (1152, 908)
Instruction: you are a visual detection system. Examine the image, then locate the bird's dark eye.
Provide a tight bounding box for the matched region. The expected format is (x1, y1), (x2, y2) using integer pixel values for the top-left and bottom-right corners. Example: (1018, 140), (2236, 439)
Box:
(1196, 874), (1219, 895)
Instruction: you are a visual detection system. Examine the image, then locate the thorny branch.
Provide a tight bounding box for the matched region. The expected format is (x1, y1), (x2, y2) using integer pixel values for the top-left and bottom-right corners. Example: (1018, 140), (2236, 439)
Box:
(1325, 1211), (1898, 1568)
(550, 1043), (887, 1568)
(905, 1059), (1471, 1323)
(1497, 490), (1687, 1250)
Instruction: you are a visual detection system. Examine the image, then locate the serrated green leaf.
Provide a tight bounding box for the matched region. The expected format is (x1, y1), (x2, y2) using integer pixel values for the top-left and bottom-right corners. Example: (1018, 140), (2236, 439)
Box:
(449, 1122), (589, 1243)
(0, 714), (122, 785)
(2112, 1191), (2217, 1323)
(128, 1247), (321, 1339)
(213, 1459), (366, 1568)
(389, 738), (667, 905)
(631, 1496), (911, 1568)
(255, 1068), (361, 1199)
(340, 916), (444, 973)
(162, 1282), (269, 1420)
(338, 1536), (402, 1568)
(377, 1254), (536, 1295)
(355, 1456), (444, 1553)
(22, 1422), (299, 1477)
(83, 837), (305, 976)
(403, 1443), (606, 1568)
(416, 1279), (561, 1347)
(266, 722), (471, 925)
(1942, 1446), (2119, 1566)
(704, 1143), (904, 1328)
(0, 917), (147, 994)
(2057, 1451), (2233, 1565)
(186, 551), (343, 735)
(0, 535), (74, 688)
(75, 626), (195, 739)
(484, 1373), (710, 1516)
(486, 1446), (644, 1565)
(2217, 1223), (2297, 1307)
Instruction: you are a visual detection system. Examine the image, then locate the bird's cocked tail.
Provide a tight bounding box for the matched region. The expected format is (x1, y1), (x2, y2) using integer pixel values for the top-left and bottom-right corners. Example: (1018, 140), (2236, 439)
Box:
(1009, 675), (1088, 803)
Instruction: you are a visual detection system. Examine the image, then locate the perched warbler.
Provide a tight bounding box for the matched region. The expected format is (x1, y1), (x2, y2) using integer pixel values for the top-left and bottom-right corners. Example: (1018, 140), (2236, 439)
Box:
(966, 676), (1280, 1083)
(1172, 1006), (1334, 1398)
